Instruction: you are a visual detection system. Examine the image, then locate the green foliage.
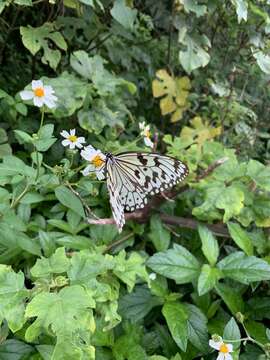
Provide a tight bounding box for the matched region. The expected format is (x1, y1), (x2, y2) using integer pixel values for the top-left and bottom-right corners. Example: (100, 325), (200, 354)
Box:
(1, 0), (270, 359)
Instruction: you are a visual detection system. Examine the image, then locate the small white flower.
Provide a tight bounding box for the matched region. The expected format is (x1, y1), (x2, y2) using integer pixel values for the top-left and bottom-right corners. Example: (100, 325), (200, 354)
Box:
(149, 273), (157, 281)
(209, 338), (233, 360)
(139, 121), (154, 149)
(81, 145), (106, 180)
(60, 129), (86, 150)
(20, 80), (58, 108)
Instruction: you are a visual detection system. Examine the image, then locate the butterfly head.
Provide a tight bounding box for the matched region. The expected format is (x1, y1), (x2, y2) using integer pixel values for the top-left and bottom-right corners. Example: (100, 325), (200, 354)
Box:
(105, 152), (116, 164)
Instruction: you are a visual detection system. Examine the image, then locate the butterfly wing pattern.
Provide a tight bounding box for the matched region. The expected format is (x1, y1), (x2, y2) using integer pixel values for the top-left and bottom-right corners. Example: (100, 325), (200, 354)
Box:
(105, 152), (189, 232)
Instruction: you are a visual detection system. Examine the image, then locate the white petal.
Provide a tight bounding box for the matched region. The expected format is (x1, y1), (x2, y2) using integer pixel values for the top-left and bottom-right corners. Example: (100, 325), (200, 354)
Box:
(224, 354), (233, 360)
(82, 165), (95, 176)
(217, 354), (225, 360)
(32, 80), (43, 90)
(43, 97), (57, 109)
(33, 96), (44, 107)
(69, 142), (76, 149)
(20, 90), (34, 100)
(75, 141), (83, 149)
(209, 340), (222, 351)
(77, 137), (86, 144)
(226, 344), (233, 352)
(96, 169), (106, 180)
(44, 85), (54, 94)
(144, 137), (154, 148)
(139, 121), (145, 130)
(60, 130), (70, 138)
(70, 129), (76, 136)
(62, 139), (71, 147)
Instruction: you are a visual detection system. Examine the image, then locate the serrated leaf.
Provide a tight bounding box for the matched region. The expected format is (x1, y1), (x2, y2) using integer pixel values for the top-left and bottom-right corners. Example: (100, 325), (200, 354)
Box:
(215, 283), (245, 314)
(55, 185), (85, 218)
(216, 185), (244, 222)
(218, 252), (270, 284)
(147, 243), (200, 284)
(227, 222), (253, 256)
(162, 301), (188, 351)
(247, 159), (270, 191)
(231, 0), (248, 23)
(31, 247), (70, 278)
(198, 225), (219, 265)
(119, 286), (162, 322)
(0, 265), (28, 332)
(223, 317), (241, 349)
(186, 304), (209, 352)
(197, 264), (221, 296)
(25, 285), (95, 341)
(113, 251), (149, 292)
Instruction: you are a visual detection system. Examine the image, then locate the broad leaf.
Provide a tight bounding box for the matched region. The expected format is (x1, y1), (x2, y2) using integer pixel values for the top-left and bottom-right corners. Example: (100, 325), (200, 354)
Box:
(147, 244), (200, 284)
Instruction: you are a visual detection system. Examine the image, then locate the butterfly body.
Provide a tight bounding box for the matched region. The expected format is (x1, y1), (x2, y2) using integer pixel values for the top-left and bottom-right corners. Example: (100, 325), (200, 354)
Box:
(103, 152), (188, 232)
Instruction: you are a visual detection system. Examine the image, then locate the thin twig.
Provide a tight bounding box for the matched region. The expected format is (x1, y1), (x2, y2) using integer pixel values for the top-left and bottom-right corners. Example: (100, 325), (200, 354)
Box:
(103, 232), (134, 253)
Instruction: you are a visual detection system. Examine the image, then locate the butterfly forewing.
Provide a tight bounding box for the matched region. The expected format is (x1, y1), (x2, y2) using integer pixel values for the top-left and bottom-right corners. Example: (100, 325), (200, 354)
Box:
(106, 152), (189, 232)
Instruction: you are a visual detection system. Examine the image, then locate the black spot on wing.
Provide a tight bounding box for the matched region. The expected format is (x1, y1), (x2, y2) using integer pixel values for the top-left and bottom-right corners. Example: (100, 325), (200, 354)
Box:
(137, 154), (148, 166)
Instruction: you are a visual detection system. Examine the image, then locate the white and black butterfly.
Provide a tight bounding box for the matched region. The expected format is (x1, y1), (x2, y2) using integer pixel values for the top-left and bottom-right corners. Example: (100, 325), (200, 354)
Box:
(102, 152), (189, 232)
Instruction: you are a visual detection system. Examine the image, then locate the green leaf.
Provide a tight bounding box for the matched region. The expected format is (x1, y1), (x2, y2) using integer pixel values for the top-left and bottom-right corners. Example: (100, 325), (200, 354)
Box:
(110, 0), (138, 30)
(0, 155), (36, 178)
(186, 304), (209, 352)
(231, 0), (248, 23)
(0, 265), (28, 332)
(149, 214), (170, 251)
(162, 301), (188, 351)
(218, 252), (270, 284)
(55, 185), (85, 218)
(20, 23), (67, 69)
(227, 222), (253, 256)
(223, 317), (241, 349)
(181, 0), (207, 17)
(0, 339), (34, 360)
(119, 286), (162, 322)
(25, 285), (95, 341)
(147, 244), (200, 284)
(253, 51), (270, 74)
(68, 250), (115, 286)
(113, 251), (149, 292)
(198, 225), (219, 265)
(247, 159), (270, 191)
(31, 247), (70, 278)
(14, 130), (33, 145)
(179, 34), (210, 74)
(245, 321), (268, 345)
(216, 185), (245, 222)
(215, 283), (245, 314)
(197, 264), (221, 296)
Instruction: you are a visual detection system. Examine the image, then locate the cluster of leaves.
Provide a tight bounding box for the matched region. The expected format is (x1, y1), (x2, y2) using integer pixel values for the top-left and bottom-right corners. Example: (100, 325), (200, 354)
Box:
(1, 1), (270, 360)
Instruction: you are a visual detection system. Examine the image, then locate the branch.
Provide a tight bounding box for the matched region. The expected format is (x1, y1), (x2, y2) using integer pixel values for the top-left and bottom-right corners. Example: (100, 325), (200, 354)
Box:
(86, 157), (229, 234)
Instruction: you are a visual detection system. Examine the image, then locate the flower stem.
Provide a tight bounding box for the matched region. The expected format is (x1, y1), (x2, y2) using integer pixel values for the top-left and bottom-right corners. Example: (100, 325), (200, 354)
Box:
(35, 107), (45, 181)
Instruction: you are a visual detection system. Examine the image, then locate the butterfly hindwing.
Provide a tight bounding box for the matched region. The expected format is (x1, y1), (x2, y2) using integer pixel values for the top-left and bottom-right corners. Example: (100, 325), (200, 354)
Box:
(105, 152), (188, 232)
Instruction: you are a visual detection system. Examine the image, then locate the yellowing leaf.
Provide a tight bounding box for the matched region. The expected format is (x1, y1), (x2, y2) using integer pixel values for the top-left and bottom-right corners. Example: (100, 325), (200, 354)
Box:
(160, 96), (177, 115)
(152, 69), (191, 122)
(181, 116), (222, 147)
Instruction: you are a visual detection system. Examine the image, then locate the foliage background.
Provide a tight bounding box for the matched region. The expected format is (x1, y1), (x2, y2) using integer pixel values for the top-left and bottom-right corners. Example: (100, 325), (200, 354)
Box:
(1, 0), (270, 359)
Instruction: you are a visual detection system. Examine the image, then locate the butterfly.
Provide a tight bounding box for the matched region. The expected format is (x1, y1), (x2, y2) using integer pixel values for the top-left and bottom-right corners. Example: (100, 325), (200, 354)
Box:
(104, 152), (189, 232)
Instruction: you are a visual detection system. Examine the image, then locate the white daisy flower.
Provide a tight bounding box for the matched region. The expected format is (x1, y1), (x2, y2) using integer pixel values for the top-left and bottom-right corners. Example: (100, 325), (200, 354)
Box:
(139, 121), (154, 149)
(209, 338), (233, 360)
(60, 129), (86, 150)
(20, 80), (58, 108)
(81, 145), (106, 180)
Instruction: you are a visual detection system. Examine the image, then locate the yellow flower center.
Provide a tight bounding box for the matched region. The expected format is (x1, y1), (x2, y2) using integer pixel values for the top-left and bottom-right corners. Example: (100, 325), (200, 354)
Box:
(34, 87), (45, 97)
(145, 129), (151, 138)
(91, 155), (104, 168)
(68, 135), (78, 143)
(219, 343), (229, 353)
